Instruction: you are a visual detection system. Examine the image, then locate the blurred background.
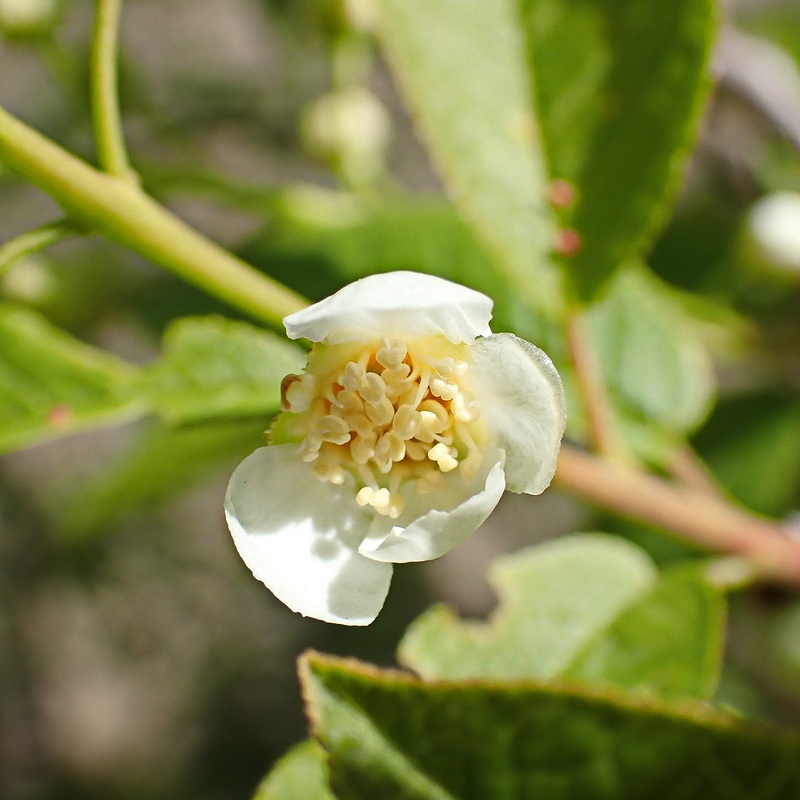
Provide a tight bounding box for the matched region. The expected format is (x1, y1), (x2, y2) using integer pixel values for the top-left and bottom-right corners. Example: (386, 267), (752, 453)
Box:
(1, 0), (800, 797)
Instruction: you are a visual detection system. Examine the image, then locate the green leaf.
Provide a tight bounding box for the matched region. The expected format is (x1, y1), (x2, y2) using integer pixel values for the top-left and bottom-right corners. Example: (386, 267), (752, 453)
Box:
(374, 0), (562, 315)
(254, 740), (334, 800)
(400, 536), (725, 702)
(693, 394), (800, 517)
(522, 0), (716, 296)
(0, 302), (142, 454)
(248, 195), (538, 337)
(61, 417), (267, 539)
(565, 565), (726, 701)
(588, 266), (715, 443)
(146, 315), (304, 424)
(302, 652), (800, 800)
(399, 534), (655, 681)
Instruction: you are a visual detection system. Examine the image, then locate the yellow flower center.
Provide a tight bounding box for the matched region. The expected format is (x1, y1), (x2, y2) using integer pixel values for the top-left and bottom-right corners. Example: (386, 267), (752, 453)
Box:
(278, 337), (484, 518)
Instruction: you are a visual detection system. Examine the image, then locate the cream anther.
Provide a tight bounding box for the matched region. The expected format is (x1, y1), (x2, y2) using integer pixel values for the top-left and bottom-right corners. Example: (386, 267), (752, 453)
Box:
(375, 432), (406, 464)
(350, 433), (377, 464)
(356, 486), (391, 509)
(430, 377), (459, 401)
(376, 340), (408, 368)
(286, 335), (485, 511)
(360, 372), (387, 403)
(318, 415), (352, 445)
(341, 362), (365, 391)
(344, 412), (374, 438)
(282, 373), (317, 412)
(365, 396), (394, 426)
(428, 441), (459, 472)
(392, 404), (421, 439)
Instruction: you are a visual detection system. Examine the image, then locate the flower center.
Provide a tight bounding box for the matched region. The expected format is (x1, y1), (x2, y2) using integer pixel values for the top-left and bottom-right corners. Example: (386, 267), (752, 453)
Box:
(278, 337), (484, 518)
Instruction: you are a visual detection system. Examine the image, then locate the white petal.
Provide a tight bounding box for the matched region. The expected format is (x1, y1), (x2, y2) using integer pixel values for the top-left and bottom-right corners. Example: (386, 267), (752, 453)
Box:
(283, 271), (493, 344)
(358, 453), (506, 563)
(471, 333), (566, 495)
(225, 445), (393, 625)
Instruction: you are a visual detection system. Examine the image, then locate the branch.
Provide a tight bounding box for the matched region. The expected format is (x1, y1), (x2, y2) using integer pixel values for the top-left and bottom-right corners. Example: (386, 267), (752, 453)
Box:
(564, 310), (626, 460)
(0, 104), (306, 328)
(553, 444), (800, 587)
(91, 0), (132, 179)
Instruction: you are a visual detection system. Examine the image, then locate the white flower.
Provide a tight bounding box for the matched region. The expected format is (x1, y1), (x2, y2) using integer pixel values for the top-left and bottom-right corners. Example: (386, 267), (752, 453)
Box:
(225, 271), (566, 625)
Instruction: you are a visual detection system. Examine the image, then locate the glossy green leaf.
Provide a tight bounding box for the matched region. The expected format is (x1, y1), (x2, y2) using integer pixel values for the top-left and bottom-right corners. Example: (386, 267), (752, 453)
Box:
(522, 0), (716, 295)
(0, 302), (142, 454)
(400, 536), (725, 702)
(374, 0), (562, 315)
(399, 534), (655, 681)
(146, 315), (304, 424)
(254, 740), (334, 800)
(588, 266), (715, 438)
(565, 565), (726, 701)
(303, 652), (800, 800)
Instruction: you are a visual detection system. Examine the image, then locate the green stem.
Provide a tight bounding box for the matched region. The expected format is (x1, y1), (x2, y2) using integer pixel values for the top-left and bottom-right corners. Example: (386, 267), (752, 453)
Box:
(0, 218), (77, 277)
(0, 105), (307, 327)
(91, 0), (132, 178)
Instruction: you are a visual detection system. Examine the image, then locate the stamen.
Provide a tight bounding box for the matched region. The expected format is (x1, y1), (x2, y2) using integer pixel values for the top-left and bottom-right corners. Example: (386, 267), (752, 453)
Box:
(365, 397), (394, 426)
(428, 442), (459, 472)
(351, 433), (377, 464)
(292, 336), (484, 512)
(318, 415), (352, 445)
(392, 404), (421, 439)
(359, 372), (387, 403)
(341, 361), (365, 391)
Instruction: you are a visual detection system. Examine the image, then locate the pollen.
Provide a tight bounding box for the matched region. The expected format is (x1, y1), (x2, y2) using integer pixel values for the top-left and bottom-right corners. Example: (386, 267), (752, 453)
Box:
(280, 337), (484, 517)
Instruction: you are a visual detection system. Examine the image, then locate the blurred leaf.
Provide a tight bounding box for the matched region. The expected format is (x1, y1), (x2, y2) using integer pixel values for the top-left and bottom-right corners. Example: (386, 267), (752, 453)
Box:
(62, 417), (268, 538)
(0, 302), (142, 454)
(693, 394), (800, 517)
(400, 536), (725, 702)
(303, 652), (800, 800)
(146, 316), (304, 424)
(522, 0), (716, 296)
(254, 739), (334, 800)
(399, 534), (655, 681)
(565, 565), (726, 701)
(246, 195), (536, 335)
(374, 0), (562, 315)
(588, 265), (715, 450)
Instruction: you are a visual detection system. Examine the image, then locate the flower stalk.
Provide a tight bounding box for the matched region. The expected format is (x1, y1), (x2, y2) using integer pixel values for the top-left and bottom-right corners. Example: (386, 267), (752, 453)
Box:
(0, 104), (306, 328)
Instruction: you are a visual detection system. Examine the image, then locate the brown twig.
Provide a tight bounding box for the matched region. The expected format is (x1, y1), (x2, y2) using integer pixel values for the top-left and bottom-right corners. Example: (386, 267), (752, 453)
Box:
(553, 443), (800, 587)
(667, 443), (728, 500)
(564, 311), (626, 461)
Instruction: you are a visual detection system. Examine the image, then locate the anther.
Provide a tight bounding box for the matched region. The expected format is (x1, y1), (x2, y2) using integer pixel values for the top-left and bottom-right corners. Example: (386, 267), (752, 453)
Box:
(350, 433), (377, 464)
(365, 397), (394, 426)
(282, 374), (317, 412)
(376, 340), (408, 368)
(392, 404), (420, 439)
(318, 415), (352, 445)
(430, 377), (458, 401)
(341, 362), (365, 391)
(359, 372), (387, 403)
(428, 442), (459, 472)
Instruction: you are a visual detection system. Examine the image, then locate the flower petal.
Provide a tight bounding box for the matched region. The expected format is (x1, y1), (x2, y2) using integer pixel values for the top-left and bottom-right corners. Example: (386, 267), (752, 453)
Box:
(358, 451), (506, 563)
(283, 271), (493, 344)
(225, 445), (392, 625)
(471, 332), (566, 494)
